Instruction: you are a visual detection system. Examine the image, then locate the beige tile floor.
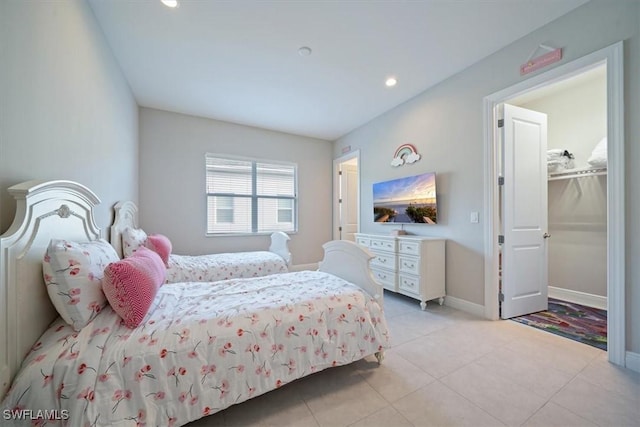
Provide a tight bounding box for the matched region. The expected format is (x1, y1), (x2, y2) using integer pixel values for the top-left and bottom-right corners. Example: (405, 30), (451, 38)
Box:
(187, 292), (640, 427)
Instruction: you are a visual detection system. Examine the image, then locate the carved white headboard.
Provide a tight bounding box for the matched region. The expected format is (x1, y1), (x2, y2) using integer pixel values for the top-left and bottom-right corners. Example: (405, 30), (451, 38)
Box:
(0, 180), (102, 398)
(109, 201), (138, 259)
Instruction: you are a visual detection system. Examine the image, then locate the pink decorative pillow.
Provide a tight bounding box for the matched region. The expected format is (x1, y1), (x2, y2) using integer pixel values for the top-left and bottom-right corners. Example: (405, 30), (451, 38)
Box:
(146, 234), (172, 267)
(102, 246), (166, 328)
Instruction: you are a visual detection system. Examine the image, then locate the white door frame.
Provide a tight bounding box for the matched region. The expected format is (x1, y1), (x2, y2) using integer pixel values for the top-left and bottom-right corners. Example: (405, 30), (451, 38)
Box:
(333, 150), (360, 240)
(483, 42), (625, 366)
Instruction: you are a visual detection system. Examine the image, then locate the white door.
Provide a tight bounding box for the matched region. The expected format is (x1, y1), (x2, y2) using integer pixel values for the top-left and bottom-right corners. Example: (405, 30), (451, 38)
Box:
(501, 104), (549, 319)
(339, 162), (358, 241)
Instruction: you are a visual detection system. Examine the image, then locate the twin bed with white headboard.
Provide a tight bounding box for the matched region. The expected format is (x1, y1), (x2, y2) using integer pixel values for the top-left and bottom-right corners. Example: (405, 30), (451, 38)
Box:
(0, 180), (388, 426)
(0, 180), (103, 397)
(110, 200), (292, 284)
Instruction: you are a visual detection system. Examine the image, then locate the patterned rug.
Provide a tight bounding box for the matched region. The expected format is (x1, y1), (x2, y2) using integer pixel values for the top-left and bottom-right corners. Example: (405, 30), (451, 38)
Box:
(511, 298), (607, 350)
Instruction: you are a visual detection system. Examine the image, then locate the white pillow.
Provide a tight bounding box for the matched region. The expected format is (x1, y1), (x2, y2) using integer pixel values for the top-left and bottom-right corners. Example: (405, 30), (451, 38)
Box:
(587, 137), (607, 167)
(42, 239), (120, 331)
(122, 227), (148, 258)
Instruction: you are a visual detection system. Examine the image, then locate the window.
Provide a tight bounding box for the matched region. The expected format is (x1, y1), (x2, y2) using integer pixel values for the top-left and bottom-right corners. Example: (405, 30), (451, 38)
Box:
(214, 196), (234, 223)
(206, 154), (297, 234)
(277, 199), (293, 223)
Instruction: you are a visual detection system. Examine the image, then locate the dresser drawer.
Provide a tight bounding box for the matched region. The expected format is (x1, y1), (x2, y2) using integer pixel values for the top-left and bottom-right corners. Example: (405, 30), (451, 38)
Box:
(398, 240), (421, 255)
(356, 236), (371, 247)
(370, 251), (397, 270)
(369, 238), (395, 251)
(370, 267), (396, 290)
(398, 255), (420, 275)
(398, 274), (420, 295)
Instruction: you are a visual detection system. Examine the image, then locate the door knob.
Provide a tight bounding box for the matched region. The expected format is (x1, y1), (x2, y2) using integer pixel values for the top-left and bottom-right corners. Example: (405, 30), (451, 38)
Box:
(543, 232), (551, 239)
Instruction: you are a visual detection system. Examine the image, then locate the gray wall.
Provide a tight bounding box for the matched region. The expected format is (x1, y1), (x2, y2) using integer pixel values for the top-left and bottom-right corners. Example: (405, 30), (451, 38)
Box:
(334, 0), (640, 353)
(138, 108), (332, 265)
(0, 0), (138, 234)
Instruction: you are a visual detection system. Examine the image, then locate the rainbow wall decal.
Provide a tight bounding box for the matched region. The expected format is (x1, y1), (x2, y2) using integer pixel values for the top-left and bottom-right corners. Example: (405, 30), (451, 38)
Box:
(391, 143), (421, 167)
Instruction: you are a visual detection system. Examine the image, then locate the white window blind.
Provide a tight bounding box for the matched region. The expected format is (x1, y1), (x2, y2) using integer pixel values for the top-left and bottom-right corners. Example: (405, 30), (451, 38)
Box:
(206, 154), (297, 234)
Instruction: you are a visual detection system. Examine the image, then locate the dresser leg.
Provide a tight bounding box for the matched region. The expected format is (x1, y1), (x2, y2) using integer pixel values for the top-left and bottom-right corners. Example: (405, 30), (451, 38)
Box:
(438, 297), (445, 306)
(420, 301), (427, 310)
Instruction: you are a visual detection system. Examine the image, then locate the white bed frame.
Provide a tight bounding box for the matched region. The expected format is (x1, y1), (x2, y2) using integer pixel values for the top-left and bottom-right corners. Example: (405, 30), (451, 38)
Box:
(0, 180), (383, 398)
(0, 180), (102, 398)
(110, 200), (292, 265)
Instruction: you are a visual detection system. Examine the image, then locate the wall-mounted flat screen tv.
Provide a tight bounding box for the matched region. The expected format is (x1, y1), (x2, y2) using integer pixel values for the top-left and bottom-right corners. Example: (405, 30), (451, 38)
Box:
(373, 172), (437, 224)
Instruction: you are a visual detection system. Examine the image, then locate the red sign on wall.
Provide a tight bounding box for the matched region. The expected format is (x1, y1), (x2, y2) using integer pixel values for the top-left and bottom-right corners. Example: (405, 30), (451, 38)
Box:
(520, 48), (563, 76)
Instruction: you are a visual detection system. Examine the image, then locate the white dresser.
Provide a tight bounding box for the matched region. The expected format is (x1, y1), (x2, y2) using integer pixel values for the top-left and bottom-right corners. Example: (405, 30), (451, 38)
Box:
(355, 233), (445, 310)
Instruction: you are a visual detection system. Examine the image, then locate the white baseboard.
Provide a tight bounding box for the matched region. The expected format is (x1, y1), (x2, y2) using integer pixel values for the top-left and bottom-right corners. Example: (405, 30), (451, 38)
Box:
(548, 286), (607, 310)
(444, 295), (485, 318)
(625, 351), (640, 374)
(288, 262), (318, 272)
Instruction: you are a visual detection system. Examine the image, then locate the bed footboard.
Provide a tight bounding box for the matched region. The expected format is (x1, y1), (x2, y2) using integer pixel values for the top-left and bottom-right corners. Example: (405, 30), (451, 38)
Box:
(318, 240), (383, 306)
(269, 231), (291, 266)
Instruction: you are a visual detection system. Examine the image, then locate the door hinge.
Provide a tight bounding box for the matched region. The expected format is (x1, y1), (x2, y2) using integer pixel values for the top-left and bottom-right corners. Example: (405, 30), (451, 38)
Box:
(497, 119), (504, 128)
(498, 176), (504, 186)
(499, 292), (505, 302)
(338, 170), (342, 175)
(338, 198), (342, 203)
(338, 226), (342, 231)
(498, 235), (504, 244)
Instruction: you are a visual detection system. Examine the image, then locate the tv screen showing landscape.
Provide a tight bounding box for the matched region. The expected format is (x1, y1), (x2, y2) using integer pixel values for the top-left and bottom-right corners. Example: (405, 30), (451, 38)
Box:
(373, 172), (437, 224)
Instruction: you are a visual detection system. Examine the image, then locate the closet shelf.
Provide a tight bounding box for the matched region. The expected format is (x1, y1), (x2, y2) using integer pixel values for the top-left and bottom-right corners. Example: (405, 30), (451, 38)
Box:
(548, 166), (607, 181)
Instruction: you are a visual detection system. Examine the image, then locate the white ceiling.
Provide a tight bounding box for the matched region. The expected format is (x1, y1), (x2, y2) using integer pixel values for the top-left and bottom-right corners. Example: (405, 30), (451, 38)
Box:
(88, 0), (589, 141)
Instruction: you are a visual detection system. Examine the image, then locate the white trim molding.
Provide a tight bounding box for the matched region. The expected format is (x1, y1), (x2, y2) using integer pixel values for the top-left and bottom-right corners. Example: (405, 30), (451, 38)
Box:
(444, 296), (485, 318)
(288, 262), (319, 272)
(548, 287), (607, 311)
(625, 352), (640, 374)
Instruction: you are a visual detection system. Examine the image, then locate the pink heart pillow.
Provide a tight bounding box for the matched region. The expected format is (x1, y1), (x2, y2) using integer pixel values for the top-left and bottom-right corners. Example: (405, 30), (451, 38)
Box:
(102, 246), (166, 328)
(146, 234), (172, 267)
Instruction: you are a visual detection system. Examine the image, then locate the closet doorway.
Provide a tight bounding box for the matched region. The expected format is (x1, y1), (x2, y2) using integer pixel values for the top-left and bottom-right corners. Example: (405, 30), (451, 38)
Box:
(483, 42), (625, 366)
(507, 65), (608, 316)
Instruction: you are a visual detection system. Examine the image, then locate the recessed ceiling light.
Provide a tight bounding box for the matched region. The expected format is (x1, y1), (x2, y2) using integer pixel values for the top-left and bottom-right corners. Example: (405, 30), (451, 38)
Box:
(161, 0), (179, 8)
(385, 77), (398, 87)
(298, 46), (312, 57)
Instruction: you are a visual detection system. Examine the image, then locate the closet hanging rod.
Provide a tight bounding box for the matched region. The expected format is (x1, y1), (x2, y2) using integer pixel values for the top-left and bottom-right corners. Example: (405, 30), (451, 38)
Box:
(548, 166), (607, 181)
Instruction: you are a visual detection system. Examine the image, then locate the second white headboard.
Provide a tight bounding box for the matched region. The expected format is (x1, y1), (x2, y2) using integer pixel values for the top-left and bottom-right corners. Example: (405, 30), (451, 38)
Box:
(110, 200), (138, 258)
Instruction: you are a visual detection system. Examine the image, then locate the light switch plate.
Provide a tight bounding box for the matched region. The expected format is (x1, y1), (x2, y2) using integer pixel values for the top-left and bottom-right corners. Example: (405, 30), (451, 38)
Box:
(470, 211), (479, 223)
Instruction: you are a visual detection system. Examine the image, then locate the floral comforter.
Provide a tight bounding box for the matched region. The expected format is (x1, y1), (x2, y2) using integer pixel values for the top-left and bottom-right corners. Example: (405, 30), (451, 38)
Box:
(1, 271), (389, 427)
(164, 251), (288, 284)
